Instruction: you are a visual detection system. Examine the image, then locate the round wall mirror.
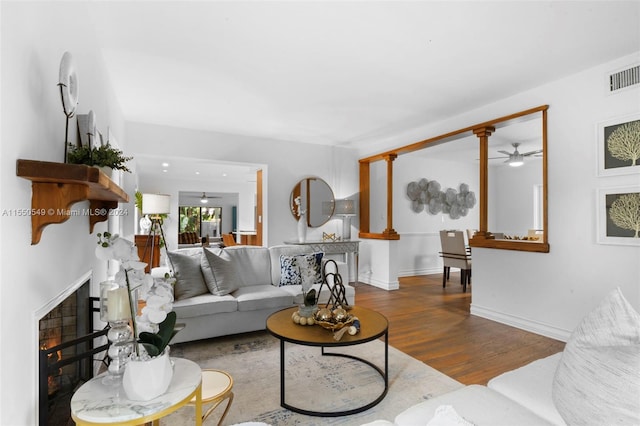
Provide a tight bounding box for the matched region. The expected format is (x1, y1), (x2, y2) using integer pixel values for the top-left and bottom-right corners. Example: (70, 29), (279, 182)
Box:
(290, 177), (335, 227)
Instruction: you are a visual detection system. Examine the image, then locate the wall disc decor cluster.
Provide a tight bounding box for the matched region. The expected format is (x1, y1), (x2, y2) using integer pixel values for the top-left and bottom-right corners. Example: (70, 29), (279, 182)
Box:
(406, 178), (476, 219)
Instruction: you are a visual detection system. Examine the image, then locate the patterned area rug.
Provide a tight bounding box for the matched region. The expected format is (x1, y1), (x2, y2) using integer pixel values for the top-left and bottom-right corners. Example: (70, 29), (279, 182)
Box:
(164, 330), (463, 425)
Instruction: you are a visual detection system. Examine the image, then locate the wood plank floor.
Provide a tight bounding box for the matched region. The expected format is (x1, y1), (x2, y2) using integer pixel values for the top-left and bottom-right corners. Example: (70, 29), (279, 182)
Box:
(352, 273), (565, 385)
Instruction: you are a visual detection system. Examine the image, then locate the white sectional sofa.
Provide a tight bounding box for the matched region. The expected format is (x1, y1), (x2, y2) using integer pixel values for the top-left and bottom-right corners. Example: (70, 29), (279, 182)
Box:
(386, 353), (563, 426)
(156, 245), (353, 344)
(364, 287), (639, 426)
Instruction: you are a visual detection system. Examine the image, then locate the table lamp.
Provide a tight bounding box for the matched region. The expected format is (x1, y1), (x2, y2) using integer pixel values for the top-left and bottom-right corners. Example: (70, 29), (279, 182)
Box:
(335, 199), (356, 240)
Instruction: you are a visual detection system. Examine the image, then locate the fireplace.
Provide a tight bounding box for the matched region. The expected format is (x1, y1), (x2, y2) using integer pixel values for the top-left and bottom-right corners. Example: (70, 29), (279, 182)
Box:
(38, 279), (108, 426)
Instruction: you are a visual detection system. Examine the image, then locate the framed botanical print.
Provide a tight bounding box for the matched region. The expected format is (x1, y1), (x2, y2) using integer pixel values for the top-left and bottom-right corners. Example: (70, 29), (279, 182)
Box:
(597, 113), (640, 177)
(597, 186), (640, 246)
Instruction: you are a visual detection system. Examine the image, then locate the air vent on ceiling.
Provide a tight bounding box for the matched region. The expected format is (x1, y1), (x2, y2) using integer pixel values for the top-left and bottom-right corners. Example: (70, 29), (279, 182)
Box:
(609, 65), (640, 92)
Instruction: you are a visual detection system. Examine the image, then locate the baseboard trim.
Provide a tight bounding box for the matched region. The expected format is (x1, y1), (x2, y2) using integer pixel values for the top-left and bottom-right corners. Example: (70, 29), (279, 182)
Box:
(470, 304), (571, 342)
(358, 274), (400, 291)
(398, 267), (441, 277)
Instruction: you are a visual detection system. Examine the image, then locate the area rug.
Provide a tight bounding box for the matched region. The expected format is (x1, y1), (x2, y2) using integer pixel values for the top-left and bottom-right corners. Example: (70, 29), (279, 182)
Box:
(163, 330), (463, 425)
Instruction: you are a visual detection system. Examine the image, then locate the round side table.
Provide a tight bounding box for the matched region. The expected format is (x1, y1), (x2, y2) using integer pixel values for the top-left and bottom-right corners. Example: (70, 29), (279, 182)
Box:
(189, 369), (234, 425)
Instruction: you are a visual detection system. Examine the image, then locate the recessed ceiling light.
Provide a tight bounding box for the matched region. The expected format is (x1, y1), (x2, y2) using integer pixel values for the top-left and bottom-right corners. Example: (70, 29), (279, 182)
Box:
(222, 173), (228, 177)
(162, 169), (168, 173)
(162, 162), (170, 167)
(195, 171), (200, 175)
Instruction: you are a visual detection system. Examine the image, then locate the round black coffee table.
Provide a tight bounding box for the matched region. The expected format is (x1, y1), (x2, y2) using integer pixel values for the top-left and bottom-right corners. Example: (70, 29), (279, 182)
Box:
(266, 305), (389, 417)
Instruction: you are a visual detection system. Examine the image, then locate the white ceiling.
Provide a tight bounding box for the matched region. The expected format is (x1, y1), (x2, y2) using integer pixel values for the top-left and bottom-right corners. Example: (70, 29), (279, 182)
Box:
(83, 1), (639, 178)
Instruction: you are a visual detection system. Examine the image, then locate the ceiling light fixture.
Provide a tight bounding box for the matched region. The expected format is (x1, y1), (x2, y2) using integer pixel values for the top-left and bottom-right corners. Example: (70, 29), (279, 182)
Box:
(508, 154), (524, 167)
(200, 192), (208, 204)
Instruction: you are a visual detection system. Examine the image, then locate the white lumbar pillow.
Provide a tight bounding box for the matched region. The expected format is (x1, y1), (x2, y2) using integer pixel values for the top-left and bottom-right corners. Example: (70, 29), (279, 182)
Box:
(552, 287), (640, 425)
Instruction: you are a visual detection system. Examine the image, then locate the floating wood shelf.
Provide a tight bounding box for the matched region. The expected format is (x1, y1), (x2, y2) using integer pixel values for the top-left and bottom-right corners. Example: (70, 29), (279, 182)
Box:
(16, 159), (130, 245)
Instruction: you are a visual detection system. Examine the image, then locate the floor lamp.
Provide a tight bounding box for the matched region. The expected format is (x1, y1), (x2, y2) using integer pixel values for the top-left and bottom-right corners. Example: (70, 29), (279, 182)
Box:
(335, 199), (356, 240)
(140, 193), (174, 273)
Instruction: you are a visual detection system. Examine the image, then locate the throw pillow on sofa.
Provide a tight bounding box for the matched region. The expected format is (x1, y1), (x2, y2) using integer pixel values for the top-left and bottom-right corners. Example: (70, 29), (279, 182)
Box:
(552, 287), (640, 425)
(167, 250), (209, 300)
(279, 252), (324, 287)
(279, 255), (301, 286)
(201, 248), (242, 296)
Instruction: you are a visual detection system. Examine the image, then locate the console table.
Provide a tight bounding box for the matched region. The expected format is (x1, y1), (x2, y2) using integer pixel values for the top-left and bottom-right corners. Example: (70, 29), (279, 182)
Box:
(284, 240), (359, 283)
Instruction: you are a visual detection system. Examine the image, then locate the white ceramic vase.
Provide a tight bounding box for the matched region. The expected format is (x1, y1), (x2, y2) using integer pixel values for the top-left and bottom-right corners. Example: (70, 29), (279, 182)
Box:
(297, 212), (308, 243)
(122, 348), (173, 401)
(139, 215), (152, 235)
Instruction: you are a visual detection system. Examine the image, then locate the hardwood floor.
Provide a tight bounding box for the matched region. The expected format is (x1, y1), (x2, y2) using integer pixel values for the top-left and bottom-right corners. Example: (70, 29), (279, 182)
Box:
(352, 273), (565, 385)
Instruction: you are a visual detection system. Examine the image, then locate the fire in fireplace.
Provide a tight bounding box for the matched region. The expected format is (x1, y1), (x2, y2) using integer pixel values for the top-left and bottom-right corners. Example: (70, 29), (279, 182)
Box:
(38, 280), (108, 426)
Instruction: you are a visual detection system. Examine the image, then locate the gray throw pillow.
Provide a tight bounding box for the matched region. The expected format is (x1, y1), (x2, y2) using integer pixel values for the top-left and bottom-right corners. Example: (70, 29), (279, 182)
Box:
(552, 287), (640, 425)
(201, 248), (242, 296)
(167, 251), (209, 300)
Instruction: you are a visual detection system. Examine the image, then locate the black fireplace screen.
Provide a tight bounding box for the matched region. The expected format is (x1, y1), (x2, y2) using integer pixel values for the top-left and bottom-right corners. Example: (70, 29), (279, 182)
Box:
(39, 294), (109, 426)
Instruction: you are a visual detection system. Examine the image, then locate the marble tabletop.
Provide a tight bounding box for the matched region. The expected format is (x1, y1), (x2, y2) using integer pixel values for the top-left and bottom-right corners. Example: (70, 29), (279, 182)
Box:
(71, 358), (201, 424)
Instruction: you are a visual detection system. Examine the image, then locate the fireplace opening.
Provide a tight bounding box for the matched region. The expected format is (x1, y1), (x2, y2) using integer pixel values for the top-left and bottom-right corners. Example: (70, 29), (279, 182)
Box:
(38, 280), (109, 426)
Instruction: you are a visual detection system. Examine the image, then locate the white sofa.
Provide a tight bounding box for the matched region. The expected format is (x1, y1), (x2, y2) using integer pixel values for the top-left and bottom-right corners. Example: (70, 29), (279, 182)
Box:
(384, 353), (564, 426)
(157, 245), (354, 344)
(365, 287), (639, 426)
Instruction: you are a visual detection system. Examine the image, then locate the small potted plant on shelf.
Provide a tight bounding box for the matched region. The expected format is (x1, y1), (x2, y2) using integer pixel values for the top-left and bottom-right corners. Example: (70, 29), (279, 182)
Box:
(67, 143), (133, 173)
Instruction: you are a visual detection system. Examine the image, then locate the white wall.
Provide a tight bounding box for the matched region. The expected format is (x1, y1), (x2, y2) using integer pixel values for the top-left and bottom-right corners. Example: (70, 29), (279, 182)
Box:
(471, 54), (640, 340)
(0, 3), (133, 423)
(126, 121), (360, 248)
(394, 155), (479, 277)
(489, 160), (542, 235)
(358, 52), (640, 341)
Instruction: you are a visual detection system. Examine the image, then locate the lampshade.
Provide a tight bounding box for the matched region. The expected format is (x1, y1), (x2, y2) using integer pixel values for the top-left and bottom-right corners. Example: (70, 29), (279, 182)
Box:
(335, 199), (356, 216)
(142, 193), (171, 215)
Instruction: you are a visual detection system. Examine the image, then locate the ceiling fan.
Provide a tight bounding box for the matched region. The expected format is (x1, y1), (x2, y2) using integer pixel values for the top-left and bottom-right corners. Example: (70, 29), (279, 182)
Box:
(199, 192), (221, 204)
(490, 143), (542, 167)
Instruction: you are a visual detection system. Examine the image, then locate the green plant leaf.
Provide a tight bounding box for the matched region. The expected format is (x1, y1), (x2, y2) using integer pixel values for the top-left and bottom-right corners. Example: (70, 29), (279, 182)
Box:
(138, 331), (163, 348)
(66, 143), (132, 172)
(156, 311), (177, 352)
(139, 342), (160, 357)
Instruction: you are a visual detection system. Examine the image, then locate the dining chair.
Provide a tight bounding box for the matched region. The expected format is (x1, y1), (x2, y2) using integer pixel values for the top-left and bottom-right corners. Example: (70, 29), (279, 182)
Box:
(439, 230), (472, 292)
(222, 233), (237, 247)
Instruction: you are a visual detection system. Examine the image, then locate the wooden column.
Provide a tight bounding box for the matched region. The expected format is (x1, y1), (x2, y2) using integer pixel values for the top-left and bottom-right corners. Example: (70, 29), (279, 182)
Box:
(358, 161), (370, 236)
(382, 154), (399, 239)
(471, 126), (494, 239)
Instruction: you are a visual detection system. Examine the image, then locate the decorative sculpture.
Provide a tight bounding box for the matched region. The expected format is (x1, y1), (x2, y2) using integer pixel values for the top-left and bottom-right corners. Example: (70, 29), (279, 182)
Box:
(406, 179), (476, 220)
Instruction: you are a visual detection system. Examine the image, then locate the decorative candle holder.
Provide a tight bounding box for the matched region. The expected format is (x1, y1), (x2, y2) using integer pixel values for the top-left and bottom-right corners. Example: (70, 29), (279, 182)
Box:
(103, 320), (133, 386)
(99, 281), (134, 386)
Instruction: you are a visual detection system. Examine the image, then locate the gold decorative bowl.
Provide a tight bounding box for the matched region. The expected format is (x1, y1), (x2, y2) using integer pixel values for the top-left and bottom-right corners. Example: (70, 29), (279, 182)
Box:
(315, 315), (354, 331)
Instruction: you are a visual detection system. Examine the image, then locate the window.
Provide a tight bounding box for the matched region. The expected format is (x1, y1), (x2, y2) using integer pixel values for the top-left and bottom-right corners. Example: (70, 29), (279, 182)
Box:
(178, 206), (222, 240)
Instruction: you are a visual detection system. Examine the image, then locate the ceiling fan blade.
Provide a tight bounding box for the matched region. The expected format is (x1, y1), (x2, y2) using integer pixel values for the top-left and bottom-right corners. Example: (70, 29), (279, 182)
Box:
(497, 150), (512, 156)
(522, 149), (543, 156)
(488, 156), (508, 159)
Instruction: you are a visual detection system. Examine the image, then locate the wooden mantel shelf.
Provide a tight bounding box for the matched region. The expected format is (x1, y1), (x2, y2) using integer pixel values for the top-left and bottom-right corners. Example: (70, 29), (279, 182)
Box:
(16, 159), (130, 245)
